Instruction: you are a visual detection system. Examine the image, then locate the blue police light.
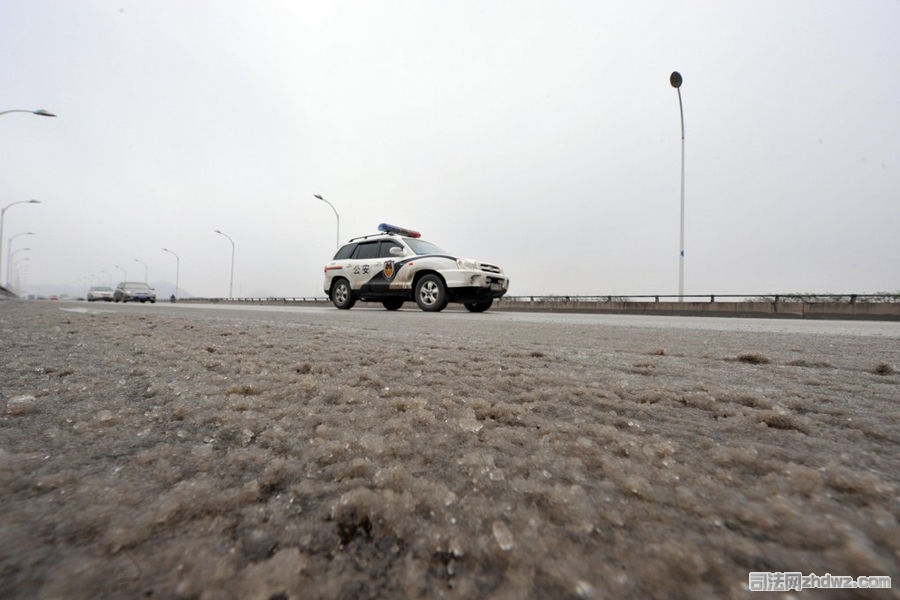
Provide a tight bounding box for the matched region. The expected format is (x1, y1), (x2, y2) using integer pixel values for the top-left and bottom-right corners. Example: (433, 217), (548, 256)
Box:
(378, 223), (422, 238)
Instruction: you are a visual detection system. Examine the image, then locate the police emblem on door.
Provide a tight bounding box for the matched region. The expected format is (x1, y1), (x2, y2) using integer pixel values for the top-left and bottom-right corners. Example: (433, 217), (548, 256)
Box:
(384, 260), (394, 279)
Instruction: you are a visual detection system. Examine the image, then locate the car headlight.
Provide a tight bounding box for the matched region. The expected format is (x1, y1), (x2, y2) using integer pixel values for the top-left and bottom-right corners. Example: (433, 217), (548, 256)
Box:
(457, 258), (478, 270)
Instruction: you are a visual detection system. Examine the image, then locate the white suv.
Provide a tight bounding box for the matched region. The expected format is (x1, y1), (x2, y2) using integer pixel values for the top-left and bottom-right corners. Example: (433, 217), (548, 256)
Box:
(323, 223), (508, 312)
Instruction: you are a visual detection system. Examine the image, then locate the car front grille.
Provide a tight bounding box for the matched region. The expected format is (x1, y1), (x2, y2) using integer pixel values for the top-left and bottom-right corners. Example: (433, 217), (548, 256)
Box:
(480, 263), (502, 274)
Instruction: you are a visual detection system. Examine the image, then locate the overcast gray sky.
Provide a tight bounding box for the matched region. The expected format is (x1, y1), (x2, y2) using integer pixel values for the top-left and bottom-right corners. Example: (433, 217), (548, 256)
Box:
(2, 0), (898, 298)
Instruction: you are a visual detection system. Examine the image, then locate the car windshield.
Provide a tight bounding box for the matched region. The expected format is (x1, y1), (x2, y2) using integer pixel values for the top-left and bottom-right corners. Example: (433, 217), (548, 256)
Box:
(404, 237), (447, 256)
(125, 282), (151, 290)
(91, 286), (113, 292)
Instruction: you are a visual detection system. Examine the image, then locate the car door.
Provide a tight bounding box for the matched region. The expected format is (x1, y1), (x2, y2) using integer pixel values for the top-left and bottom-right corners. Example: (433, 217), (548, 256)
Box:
(348, 241), (380, 291)
(364, 240), (405, 295)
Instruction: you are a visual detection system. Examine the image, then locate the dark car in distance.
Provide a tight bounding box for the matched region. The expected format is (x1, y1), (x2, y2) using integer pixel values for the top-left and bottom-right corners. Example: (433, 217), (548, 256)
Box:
(113, 282), (156, 303)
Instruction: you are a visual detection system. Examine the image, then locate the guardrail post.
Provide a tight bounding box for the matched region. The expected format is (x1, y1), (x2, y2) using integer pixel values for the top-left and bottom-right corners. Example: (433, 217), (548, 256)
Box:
(710, 295), (715, 302)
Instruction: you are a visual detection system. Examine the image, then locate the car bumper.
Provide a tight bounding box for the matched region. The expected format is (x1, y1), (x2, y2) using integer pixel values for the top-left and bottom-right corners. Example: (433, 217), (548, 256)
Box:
(442, 269), (508, 300)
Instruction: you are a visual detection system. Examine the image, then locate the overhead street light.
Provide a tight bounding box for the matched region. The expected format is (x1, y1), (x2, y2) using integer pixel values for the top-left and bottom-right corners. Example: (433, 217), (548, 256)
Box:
(9, 247), (30, 263)
(162, 248), (180, 300)
(0, 108), (56, 118)
(0, 200), (40, 287)
(6, 231), (35, 288)
(315, 194), (340, 249)
(13, 257), (31, 285)
(670, 71), (686, 301)
(133, 258), (148, 283)
(9, 249), (31, 289)
(214, 229), (235, 299)
(113, 264), (127, 282)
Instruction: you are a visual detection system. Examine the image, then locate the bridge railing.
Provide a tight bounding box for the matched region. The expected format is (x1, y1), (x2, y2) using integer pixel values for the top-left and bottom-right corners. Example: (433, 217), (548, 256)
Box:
(495, 294), (900, 304)
(173, 294), (900, 305)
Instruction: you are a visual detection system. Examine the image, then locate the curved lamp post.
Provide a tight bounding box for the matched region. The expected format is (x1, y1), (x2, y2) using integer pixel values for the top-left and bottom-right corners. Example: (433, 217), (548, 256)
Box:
(6, 231), (34, 288)
(113, 264), (127, 282)
(133, 258), (148, 283)
(0, 109), (53, 289)
(0, 108), (56, 118)
(9, 249), (30, 289)
(12, 257), (30, 290)
(162, 248), (180, 299)
(9, 247), (30, 265)
(0, 200), (40, 287)
(670, 71), (686, 301)
(213, 229), (235, 299)
(314, 194), (340, 249)
(100, 270), (111, 287)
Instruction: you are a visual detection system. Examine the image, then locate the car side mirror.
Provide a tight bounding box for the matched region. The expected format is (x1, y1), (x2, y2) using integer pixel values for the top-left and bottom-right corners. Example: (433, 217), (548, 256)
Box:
(390, 247), (405, 256)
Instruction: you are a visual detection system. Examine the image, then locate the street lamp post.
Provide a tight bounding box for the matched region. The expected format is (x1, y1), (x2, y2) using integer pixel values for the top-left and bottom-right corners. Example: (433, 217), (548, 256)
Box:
(0, 109), (53, 290)
(314, 194), (340, 249)
(6, 231), (34, 288)
(113, 264), (127, 282)
(162, 248), (180, 300)
(101, 270), (111, 287)
(670, 71), (686, 301)
(9, 247), (30, 268)
(12, 257), (30, 290)
(213, 230), (235, 299)
(0, 200), (40, 287)
(133, 258), (148, 283)
(9, 249), (30, 290)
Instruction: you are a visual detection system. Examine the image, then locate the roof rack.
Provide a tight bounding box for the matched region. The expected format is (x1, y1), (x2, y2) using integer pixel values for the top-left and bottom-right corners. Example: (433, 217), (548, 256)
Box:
(348, 231), (392, 243)
(347, 223), (423, 243)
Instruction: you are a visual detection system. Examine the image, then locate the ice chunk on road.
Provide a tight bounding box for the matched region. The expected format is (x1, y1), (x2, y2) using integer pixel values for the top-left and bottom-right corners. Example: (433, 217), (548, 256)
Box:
(492, 520), (515, 550)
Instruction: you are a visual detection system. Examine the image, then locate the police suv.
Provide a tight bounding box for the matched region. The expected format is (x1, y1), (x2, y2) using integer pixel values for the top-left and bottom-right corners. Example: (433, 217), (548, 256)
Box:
(323, 223), (509, 312)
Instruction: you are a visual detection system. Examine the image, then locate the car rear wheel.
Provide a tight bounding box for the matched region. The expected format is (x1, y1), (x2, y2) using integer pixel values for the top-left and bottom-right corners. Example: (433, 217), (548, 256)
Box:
(382, 299), (404, 311)
(331, 278), (356, 310)
(415, 274), (448, 312)
(464, 299), (493, 313)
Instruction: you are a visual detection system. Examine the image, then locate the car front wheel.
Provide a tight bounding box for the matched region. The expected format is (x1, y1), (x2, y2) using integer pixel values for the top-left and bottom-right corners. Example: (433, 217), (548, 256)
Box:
(330, 278), (356, 310)
(415, 274), (448, 312)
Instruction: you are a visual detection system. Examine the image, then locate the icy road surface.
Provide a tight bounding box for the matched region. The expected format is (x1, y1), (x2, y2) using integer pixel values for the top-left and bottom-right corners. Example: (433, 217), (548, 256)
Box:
(1, 301), (898, 599)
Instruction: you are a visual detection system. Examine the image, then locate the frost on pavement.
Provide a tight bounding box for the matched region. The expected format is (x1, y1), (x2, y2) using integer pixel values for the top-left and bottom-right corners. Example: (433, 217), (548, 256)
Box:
(0, 301), (898, 599)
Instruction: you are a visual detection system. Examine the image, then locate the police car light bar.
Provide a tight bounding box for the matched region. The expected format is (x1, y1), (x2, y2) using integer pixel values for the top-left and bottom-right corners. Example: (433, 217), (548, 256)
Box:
(378, 223), (421, 238)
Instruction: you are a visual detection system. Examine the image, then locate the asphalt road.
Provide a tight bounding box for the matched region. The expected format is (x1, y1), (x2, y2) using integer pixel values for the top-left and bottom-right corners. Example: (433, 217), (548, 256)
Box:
(2, 300), (898, 599)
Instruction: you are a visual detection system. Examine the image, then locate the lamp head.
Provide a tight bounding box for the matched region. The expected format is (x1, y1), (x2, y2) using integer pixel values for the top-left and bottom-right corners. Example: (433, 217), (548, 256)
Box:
(670, 71), (683, 88)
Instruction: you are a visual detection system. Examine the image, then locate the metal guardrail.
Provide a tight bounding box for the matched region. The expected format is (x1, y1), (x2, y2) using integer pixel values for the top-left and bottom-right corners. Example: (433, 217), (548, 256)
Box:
(31, 292), (896, 319)
(174, 294), (900, 305)
(497, 294), (900, 304)
(177, 297), (329, 304)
